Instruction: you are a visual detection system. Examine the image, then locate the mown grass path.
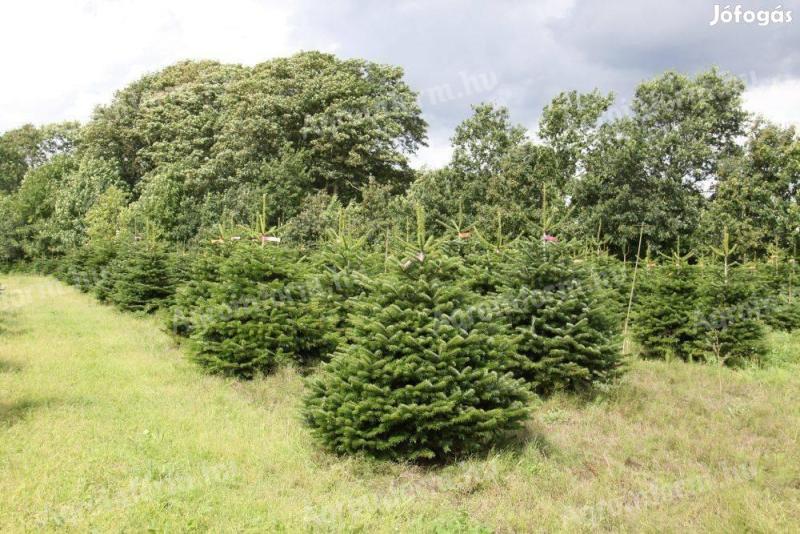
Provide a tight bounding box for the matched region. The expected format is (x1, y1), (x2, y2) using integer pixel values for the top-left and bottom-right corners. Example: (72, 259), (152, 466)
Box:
(1, 274), (800, 532)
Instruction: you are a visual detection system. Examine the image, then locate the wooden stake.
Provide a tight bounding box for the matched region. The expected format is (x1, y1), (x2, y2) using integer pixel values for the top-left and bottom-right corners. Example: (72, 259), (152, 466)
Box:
(595, 219), (603, 257)
(384, 229), (390, 273)
(622, 223), (645, 354)
(791, 242), (796, 304)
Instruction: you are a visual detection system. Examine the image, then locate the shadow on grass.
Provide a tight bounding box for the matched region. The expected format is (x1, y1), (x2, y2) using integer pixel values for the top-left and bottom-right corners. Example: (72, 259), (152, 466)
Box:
(407, 421), (562, 470)
(0, 359), (22, 373)
(0, 397), (58, 427)
(491, 420), (559, 459)
(0, 310), (29, 337)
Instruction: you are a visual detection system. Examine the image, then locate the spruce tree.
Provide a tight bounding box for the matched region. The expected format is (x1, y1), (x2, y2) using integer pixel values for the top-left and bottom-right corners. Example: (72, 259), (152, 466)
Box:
(503, 238), (623, 395)
(632, 252), (702, 361)
(304, 212), (529, 462)
(694, 229), (767, 366)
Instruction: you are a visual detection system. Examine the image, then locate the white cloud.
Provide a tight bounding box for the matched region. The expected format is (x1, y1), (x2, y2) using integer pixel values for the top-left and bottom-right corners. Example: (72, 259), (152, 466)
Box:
(2, 0), (798, 169)
(410, 137), (452, 170)
(743, 78), (800, 128)
(0, 0), (296, 131)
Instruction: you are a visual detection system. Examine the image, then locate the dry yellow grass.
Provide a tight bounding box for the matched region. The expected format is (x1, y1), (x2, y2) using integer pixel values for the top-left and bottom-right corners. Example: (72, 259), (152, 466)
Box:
(1, 274), (799, 532)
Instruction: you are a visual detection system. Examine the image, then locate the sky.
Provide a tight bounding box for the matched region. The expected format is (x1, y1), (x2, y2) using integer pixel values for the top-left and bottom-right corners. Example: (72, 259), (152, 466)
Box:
(1, 0), (799, 168)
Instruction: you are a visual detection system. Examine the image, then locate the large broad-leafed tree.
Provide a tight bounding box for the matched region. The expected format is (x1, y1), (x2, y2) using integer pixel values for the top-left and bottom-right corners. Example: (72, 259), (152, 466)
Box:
(571, 69), (747, 258)
(411, 103), (526, 231)
(214, 51), (427, 200)
(703, 120), (800, 258)
(81, 53), (427, 241)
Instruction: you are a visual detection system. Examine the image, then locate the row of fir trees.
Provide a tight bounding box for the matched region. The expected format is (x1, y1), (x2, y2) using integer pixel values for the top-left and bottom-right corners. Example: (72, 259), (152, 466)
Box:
(47, 205), (800, 462)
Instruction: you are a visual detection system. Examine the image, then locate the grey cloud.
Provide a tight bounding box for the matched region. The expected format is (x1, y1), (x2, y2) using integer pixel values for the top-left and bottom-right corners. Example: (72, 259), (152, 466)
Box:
(553, 1), (800, 80)
(290, 1), (577, 137)
(5, 0), (797, 166)
(289, 0), (800, 156)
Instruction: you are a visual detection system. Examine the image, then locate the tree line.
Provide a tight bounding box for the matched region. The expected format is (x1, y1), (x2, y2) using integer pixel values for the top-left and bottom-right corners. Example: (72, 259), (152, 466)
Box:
(0, 52), (797, 266)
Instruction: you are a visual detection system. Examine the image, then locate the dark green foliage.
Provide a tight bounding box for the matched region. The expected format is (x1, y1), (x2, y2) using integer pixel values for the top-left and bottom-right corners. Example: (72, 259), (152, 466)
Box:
(93, 267), (116, 303)
(304, 237), (529, 461)
(90, 239), (122, 302)
(0, 122), (80, 193)
(503, 239), (623, 395)
(633, 257), (703, 361)
(689, 230), (767, 366)
(587, 251), (629, 319)
(702, 123), (800, 259)
(572, 70), (746, 258)
(411, 104), (526, 229)
(107, 239), (175, 313)
(190, 241), (337, 378)
(216, 52), (426, 201)
(56, 238), (116, 297)
(168, 250), (194, 287)
(343, 179), (409, 246)
(168, 242), (231, 337)
(764, 293), (800, 332)
(757, 255), (800, 332)
(463, 245), (510, 296)
(443, 232), (513, 297)
(694, 263), (767, 366)
(281, 191), (341, 249)
(0, 194), (24, 268)
(310, 230), (381, 341)
(57, 246), (94, 291)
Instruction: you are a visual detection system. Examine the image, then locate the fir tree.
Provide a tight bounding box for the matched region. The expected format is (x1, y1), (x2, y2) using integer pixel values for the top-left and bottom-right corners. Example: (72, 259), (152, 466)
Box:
(758, 245), (800, 332)
(57, 239), (117, 297)
(108, 237), (175, 313)
(169, 248), (194, 287)
(57, 245), (93, 291)
(463, 243), (511, 296)
(441, 214), (514, 296)
(588, 250), (630, 318)
(168, 241), (231, 337)
(304, 211), (529, 462)
(764, 292), (800, 333)
(632, 252), (702, 361)
(694, 229), (767, 366)
(190, 240), (336, 378)
(503, 238), (623, 395)
(310, 222), (381, 344)
(78, 183), (128, 299)
(91, 238), (121, 303)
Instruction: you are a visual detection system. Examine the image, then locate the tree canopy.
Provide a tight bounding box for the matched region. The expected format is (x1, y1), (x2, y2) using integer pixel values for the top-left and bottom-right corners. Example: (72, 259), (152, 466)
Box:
(0, 57), (797, 266)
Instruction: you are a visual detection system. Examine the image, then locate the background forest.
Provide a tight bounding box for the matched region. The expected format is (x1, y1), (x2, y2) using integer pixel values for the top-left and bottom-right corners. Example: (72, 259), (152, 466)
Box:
(0, 52), (797, 264)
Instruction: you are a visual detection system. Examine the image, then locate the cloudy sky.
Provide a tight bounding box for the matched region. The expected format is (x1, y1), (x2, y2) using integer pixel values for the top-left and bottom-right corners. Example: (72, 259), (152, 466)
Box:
(1, 0), (799, 167)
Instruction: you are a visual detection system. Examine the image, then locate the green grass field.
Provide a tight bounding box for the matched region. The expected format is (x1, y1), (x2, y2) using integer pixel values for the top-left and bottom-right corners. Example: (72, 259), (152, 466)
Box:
(2, 274), (799, 532)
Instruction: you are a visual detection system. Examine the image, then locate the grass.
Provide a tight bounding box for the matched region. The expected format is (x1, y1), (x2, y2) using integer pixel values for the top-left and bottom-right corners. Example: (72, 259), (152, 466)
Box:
(1, 274), (799, 532)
